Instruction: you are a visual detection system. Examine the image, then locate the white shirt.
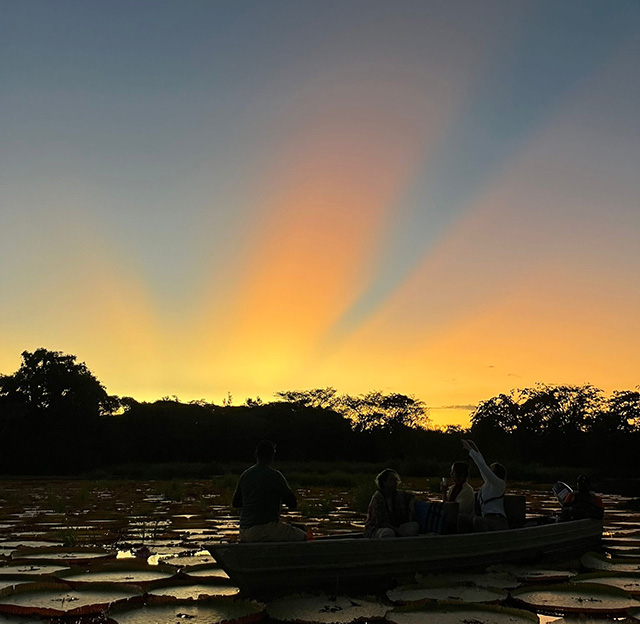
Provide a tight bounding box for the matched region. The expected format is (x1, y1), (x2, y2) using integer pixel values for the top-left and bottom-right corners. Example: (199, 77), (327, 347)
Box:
(447, 481), (475, 517)
(469, 449), (506, 517)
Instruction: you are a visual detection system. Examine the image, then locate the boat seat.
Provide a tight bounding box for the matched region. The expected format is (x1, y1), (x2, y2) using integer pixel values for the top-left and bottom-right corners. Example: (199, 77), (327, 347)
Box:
(504, 494), (526, 528)
(414, 500), (458, 535)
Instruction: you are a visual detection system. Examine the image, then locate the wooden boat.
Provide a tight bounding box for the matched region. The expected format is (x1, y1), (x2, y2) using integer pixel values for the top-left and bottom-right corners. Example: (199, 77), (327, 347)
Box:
(208, 518), (603, 595)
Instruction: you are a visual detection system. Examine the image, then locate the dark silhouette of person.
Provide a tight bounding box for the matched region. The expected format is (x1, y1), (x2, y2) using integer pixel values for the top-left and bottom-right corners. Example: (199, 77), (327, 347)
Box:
(442, 460), (475, 518)
(364, 469), (419, 538)
(461, 439), (508, 532)
(232, 440), (306, 542)
(561, 475), (604, 521)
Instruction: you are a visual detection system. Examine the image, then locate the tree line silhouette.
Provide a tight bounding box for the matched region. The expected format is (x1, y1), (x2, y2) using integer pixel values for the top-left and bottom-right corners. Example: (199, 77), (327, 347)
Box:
(0, 348), (638, 477)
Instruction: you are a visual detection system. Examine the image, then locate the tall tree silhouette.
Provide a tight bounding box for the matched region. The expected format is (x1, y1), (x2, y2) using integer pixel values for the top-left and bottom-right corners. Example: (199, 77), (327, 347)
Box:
(0, 348), (117, 419)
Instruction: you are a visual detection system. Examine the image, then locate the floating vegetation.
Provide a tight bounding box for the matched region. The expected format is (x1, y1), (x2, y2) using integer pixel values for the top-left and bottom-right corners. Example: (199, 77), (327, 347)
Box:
(581, 551), (640, 573)
(0, 478), (635, 623)
(183, 566), (231, 580)
(266, 594), (386, 623)
(12, 547), (114, 565)
(159, 549), (215, 567)
(571, 571), (640, 596)
(416, 571), (521, 590)
(147, 582), (240, 600)
(56, 562), (177, 587)
(487, 564), (576, 583)
(112, 599), (264, 624)
(0, 563), (70, 577)
(542, 617), (635, 623)
(386, 602), (539, 624)
(0, 581), (141, 616)
(510, 582), (640, 616)
(387, 583), (507, 605)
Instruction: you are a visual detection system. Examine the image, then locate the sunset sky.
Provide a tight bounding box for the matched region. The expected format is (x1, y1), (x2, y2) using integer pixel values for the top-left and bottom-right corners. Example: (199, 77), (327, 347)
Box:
(2, 1), (639, 427)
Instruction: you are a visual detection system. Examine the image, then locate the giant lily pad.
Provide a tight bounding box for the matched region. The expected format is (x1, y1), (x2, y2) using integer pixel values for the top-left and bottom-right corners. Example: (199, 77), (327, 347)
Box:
(581, 551), (640, 573)
(12, 547), (114, 565)
(183, 566), (231, 580)
(488, 564), (576, 583)
(571, 571), (640, 595)
(266, 594), (386, 623)
(112, 599), (264, 624)
(57, 561), (177, 587)
(387, 583), (507, 605)
(543, 617), (635, 623)
(510, 582), (640, 616)
(416, 571), (520, 590)
(0, 563), (69, 577)
(386, 602), (539, 624)
(147, 582), (240, 600)
(160, 550), (216, 567)
(0, 581), (141, 616)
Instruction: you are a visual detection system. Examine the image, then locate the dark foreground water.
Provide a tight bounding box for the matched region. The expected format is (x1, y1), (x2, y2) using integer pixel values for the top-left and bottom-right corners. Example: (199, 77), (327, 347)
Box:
(0, 480), (638, 623)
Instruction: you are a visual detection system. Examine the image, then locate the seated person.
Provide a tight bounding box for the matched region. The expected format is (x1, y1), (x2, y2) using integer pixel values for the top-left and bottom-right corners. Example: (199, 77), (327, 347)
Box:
(461, 439), (509, 532)
(364, 469), (419, 538)
(232, 440), (306, 542)
(442, 461), (475, 518)
(561, 475), (604, 521)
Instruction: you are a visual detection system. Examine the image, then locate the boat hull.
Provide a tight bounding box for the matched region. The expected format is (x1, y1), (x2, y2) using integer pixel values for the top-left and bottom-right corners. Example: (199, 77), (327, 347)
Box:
(208, 519), (602, 595)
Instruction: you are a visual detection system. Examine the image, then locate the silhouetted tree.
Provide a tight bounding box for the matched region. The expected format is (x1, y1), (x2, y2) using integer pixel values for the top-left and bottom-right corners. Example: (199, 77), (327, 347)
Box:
(518, 384), (604, 435)
(470, 384), (605, 437)
(470, 393), (519, 434)
(0, 348), (119, 473)
(605, 389), (640, 433)
(275, 387), (339, 410)
(0, 348), (117, 419)
(340, 391), (429, 431)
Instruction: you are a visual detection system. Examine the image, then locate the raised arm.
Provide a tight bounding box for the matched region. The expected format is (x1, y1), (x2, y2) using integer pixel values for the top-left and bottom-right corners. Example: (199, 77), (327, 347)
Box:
(463, 440), (504, 489)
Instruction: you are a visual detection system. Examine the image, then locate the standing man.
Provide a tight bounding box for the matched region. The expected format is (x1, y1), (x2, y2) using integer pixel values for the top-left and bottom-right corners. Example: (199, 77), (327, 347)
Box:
(232, 440), (306, 542)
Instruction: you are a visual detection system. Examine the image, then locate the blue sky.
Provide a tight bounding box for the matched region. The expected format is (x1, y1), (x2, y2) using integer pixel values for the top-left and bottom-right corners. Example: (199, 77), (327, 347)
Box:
(2, 1), (639, 425)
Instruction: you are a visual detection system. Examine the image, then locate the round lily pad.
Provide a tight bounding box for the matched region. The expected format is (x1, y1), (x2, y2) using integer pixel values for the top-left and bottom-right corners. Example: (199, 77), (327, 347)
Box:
(0, 563), (70, 577)
(543, 618), (630, 623)
(572, 571), (640, 595)
(511, 582), (640, 615)
(387, 583), (507, 605)
(160, 551), (216, 567)
(148, 583), (240, 600)
(581, 551), (640, 573)
(266, 594), (386, 623)
(0, 581), (141, 616)
(183, 566), (231, 580)
(488, 564), (576, 583)
(12, 547), (114, 565)
(57, 561), (177, 587)
(386, 602), (539, 624)
(0, 580), (29, 592)
(416, 571), (520, 590)
(112, 600), (264, 624)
